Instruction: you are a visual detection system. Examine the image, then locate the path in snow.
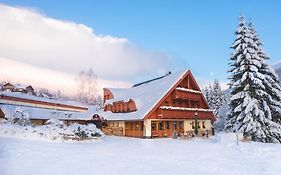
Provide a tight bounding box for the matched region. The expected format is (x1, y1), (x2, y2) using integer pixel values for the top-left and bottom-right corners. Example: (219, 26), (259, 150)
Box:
(0, 136), (281, 175)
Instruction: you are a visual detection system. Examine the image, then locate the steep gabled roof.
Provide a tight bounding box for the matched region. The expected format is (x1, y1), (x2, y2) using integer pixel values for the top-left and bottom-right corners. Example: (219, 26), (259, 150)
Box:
(100, 70), (192, 120)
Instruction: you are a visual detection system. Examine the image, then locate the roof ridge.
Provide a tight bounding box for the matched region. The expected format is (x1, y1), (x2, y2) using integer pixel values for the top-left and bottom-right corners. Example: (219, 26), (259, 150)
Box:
(132, 71), (172, 87)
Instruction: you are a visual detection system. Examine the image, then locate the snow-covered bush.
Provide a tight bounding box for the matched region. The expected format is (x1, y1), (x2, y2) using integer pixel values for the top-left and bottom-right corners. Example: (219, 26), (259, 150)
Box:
(45, 118), (66, 129)
(68, 123), (103, 140)
(8, 107), (32, 126)
(0, 120), (104, 141)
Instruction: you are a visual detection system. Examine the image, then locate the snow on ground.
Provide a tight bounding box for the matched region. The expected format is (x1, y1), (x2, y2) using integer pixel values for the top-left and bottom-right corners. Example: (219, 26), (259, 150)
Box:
(0, 121), (103, 141)
(0, 135), (281, 175)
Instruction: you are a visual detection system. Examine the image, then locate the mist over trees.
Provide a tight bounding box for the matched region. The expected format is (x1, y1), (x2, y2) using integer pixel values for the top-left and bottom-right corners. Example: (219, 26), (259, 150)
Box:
(76, 68), (103, 108)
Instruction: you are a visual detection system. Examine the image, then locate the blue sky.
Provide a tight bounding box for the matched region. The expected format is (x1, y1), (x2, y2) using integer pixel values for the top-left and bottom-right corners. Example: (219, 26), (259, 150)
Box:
(1, 0), (281, 88)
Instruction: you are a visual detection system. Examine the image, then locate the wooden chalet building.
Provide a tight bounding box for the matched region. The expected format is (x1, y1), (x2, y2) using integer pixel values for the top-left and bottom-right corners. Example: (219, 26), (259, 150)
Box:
(101, 70), (215, 138)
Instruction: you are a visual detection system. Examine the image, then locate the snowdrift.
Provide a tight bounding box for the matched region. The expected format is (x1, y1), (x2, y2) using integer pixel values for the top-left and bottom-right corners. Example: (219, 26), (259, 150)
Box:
(0, 119), (104, 141)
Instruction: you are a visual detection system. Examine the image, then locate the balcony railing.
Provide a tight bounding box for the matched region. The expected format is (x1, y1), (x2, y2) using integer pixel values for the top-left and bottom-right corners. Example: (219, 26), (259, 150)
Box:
(172, 89), (202, 101)
(153, 107), (215, 121)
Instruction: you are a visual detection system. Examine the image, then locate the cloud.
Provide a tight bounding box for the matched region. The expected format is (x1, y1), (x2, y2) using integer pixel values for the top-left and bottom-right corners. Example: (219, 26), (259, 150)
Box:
(0, 4), (170, 81)
(0, 57), (131, 96)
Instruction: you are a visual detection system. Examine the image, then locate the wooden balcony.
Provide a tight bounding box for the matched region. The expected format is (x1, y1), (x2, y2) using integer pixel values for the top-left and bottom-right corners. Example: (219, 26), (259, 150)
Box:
(172, 89), (202, 101)
(154, 108), (215, 121)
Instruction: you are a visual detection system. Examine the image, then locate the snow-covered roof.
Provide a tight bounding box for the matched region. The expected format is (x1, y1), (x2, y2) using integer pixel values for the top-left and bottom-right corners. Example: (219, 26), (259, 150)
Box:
(0, 91), (88, 109)
(0, 104), (95, 121)
(101, 70), (188, 121)
(14, 83), (28, 89)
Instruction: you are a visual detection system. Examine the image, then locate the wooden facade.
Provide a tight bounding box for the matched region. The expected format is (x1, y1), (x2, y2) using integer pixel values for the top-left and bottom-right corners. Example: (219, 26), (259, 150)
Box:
(102, 70), (215, 138)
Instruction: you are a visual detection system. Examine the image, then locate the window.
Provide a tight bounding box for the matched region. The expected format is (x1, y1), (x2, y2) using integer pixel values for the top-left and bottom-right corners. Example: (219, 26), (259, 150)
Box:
(192, 122), (195, 129)
(166, 121), (170, 129)
(151, 121), (156, 131)
(127, 105), (130, 112)
(158, 121), (164, 130)
(173, 121), (177, 130)
(179, 121), (184, 130)
(129, 122), (133, 130)
(202, 121), (205, 129)
(198, 122), (201, 129)
(135, 123), (139, 131)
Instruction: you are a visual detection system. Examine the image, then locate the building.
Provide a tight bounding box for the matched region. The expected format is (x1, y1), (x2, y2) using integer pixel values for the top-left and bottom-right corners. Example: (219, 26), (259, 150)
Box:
(2, 83), (14, 92)
(0, 91), (97, 125)
(101, 70), (215, 138)
(2, 83), (35, 94)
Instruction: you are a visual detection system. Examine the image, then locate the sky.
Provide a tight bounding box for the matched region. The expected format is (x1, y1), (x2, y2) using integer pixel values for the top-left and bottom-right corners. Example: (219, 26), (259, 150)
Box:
(0, 0), (281, 95)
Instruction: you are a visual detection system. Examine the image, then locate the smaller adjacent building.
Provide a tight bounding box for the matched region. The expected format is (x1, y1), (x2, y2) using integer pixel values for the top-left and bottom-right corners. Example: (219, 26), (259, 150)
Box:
(0, 91), (99, 126)
(100, 70), (216, 138)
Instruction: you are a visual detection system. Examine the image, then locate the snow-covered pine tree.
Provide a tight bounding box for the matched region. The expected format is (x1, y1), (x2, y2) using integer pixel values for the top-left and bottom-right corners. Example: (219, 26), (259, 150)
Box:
(204, 80), (225, 116)
(203, 84), (213, 107)
(211, 80), (226, 113)
(204, 80), (226, 131)
(248, 22), (281, 124)
(225, 16), (281, 143)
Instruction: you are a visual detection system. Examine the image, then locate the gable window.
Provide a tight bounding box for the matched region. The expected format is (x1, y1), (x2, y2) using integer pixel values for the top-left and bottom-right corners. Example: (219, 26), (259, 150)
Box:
(127, 104), (130, 112)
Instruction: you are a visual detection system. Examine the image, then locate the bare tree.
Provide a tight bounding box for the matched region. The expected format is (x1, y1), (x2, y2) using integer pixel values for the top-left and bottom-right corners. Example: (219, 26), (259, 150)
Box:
(76, 68), (99, 105)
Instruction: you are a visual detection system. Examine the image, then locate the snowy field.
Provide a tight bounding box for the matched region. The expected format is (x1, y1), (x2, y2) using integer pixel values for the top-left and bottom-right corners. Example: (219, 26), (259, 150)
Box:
(0, 135), (281, 175)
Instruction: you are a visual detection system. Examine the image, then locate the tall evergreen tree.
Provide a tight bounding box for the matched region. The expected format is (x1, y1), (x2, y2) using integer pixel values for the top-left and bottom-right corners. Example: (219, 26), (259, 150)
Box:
(248, 22), (281, 124)
(225, 16), (281, 143)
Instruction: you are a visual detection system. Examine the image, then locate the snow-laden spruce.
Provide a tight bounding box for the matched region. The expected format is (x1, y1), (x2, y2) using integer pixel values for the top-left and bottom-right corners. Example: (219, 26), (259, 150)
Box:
(248, 22), (281, 124)
(204, 80), (226, 131)
(225, 16), (281, 143)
